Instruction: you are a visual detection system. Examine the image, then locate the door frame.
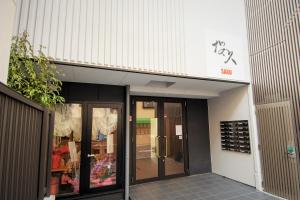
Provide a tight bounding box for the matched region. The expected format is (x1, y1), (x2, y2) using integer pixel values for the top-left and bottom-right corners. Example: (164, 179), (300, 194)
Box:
(82, 103), (124, 194)
(130, 96), (189, 185)
(55, 101), (125, 199)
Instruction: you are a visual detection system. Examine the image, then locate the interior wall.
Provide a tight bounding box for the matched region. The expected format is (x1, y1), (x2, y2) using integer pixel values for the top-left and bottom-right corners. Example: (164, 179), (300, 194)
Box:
(0, 0), (16, 84)
(208, 86), (256, 186)
(135, 101), (155, 150)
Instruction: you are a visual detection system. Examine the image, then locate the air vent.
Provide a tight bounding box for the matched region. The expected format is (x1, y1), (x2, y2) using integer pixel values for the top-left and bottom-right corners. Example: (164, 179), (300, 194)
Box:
(145, 80), (176, 88)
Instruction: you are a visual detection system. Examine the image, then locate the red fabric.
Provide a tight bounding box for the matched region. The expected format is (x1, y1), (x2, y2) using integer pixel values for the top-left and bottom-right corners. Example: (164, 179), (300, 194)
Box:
(59, 145), (70, 154)
(52, 154), (61, 169)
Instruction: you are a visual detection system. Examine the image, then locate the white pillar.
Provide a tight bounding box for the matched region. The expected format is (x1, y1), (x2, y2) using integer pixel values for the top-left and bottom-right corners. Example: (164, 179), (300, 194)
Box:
(0, 0), (16, 84)
(247, 85), (263, 191)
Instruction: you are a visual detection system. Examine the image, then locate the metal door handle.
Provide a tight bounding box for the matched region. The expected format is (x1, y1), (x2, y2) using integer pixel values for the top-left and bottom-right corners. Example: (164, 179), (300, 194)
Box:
(87, 154), (95, 158)
(164, 136), (167, 158)
(155, 136), (160, 158)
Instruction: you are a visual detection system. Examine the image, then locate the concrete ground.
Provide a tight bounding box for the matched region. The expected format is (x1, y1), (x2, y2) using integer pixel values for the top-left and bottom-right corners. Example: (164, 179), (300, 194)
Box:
(130, 173), (280, 200)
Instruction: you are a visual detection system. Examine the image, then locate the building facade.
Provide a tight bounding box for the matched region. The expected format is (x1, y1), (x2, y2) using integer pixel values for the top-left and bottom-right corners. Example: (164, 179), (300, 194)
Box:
(1, 0), (298, 200)
(13, 0), (261, 199)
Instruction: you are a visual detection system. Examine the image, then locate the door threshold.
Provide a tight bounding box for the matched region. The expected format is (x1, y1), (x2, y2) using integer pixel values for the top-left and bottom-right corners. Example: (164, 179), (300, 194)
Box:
(56, 189), (124, 200)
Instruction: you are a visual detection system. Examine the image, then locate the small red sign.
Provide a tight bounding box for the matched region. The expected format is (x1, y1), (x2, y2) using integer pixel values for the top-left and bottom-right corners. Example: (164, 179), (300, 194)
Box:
(221, 68), (232, 75)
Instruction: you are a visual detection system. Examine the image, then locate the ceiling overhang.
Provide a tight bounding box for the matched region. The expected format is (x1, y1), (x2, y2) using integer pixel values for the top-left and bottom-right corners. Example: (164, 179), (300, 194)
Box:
(56, 63), (249, 99)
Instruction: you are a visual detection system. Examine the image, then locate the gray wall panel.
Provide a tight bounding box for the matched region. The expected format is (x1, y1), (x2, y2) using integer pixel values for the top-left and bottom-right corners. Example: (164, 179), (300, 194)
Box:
(186, 99), (211, 175)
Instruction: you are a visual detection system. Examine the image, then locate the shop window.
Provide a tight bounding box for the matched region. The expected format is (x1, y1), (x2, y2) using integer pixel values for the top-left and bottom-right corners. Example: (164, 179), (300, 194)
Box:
(89, 108), (118, 188)
(50, 104), (82, 195)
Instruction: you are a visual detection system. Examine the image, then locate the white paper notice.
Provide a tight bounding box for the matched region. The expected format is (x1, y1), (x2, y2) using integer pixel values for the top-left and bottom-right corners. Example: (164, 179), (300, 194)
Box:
(176, 125), (182, 136)
(179, 135), (183, 140)
(68, 141), (78, 162)
(107, 134), (114, 154)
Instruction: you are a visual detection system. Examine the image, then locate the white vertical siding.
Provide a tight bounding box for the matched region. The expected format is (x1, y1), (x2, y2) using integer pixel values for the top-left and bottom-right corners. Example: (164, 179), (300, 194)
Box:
(14, 0), (187, 75)
(0, 0), (16, 84)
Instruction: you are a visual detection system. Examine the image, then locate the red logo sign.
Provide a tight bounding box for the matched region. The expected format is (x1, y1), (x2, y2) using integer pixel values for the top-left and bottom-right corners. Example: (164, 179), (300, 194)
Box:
(221, 68), (232, 75)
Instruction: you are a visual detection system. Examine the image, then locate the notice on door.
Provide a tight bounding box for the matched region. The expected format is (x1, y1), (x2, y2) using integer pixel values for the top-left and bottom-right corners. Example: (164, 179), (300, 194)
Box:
(176, 125), (182, 136)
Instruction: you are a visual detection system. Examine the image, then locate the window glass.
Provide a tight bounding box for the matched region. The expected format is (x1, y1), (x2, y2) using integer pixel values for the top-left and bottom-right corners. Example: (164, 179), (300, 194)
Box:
(135, 101), (159, 180)
(50, 104), (82, 195)
(89, 108), (118, 188)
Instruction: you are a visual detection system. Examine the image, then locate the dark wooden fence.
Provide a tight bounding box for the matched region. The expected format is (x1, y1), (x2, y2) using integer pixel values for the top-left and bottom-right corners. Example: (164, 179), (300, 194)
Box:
(0, 82), (53, 200)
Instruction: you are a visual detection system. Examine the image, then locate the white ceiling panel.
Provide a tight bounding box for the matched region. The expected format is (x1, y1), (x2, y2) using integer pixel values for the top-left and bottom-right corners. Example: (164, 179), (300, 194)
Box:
(57, 64), (248, 99)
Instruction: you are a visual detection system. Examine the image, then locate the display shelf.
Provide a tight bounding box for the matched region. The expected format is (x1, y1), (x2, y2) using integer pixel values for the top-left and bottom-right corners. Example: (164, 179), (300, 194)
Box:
(220, 120), (251, 154)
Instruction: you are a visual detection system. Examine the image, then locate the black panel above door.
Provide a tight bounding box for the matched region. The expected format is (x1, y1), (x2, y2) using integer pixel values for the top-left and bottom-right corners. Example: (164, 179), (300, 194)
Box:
(61, 82), (126, 103)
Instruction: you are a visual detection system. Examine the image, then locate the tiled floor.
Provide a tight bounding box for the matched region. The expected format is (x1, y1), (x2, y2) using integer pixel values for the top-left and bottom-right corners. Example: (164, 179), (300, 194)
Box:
(130, 173), (280, 200)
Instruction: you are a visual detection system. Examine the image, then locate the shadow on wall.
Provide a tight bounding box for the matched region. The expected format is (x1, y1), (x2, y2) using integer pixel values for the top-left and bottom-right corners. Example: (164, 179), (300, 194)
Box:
(208, 85), (256, 187)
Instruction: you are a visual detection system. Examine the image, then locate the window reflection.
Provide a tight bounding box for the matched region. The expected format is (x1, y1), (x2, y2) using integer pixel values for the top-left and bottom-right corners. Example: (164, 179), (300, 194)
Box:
(164, 103), (184, 176)
(51, 104), (82, 195)
(90, 108), (118, 188)
(135, 101), (159, 180)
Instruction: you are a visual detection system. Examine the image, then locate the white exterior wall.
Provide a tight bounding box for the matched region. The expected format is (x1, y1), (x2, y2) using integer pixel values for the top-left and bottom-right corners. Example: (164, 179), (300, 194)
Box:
(208, 86), (260, 187)
(0, 0), (16, 84)
(14, 0), (251, 82)
(14, 0), (187, 75)
(184, 0), (251, 82)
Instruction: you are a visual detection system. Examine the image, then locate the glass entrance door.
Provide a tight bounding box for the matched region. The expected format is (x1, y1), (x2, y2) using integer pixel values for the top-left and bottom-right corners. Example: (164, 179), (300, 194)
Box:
(163, 102), (185, 176)
(135, 101), (159, 181)
(86, 104), (122, 192)
(133, 98), (187, 183)
(51, 103), (123, 196)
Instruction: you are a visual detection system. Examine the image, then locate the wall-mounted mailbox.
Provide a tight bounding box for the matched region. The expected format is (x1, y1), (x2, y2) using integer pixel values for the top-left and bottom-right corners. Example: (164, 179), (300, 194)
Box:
(220, 120), (251, 154)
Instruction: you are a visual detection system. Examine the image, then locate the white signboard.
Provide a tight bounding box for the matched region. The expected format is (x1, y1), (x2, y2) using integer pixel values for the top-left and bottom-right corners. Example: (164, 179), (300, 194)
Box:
(205, 30), (245, 81)
(176, 125), (183, 136)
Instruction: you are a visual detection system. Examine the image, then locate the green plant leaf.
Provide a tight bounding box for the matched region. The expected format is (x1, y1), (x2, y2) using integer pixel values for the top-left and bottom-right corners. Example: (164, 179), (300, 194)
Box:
(7, 31), (65, 108)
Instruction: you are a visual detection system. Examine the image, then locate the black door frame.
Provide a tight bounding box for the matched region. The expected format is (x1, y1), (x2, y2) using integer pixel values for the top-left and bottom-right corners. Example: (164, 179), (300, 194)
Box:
(56, 101), (125, 199)
(130, 96), (190, 185)
(83, 103), (123, 193)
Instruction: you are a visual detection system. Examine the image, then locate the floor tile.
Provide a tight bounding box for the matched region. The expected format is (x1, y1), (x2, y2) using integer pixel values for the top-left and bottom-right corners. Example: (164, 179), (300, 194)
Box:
(130, 174), (281, 200)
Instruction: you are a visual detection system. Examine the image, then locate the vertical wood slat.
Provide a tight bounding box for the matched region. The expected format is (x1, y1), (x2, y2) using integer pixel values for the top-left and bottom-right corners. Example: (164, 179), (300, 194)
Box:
(256, 103), (300, 200)
(0, 83), (53, 200)
(245, 0), (300, 199)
